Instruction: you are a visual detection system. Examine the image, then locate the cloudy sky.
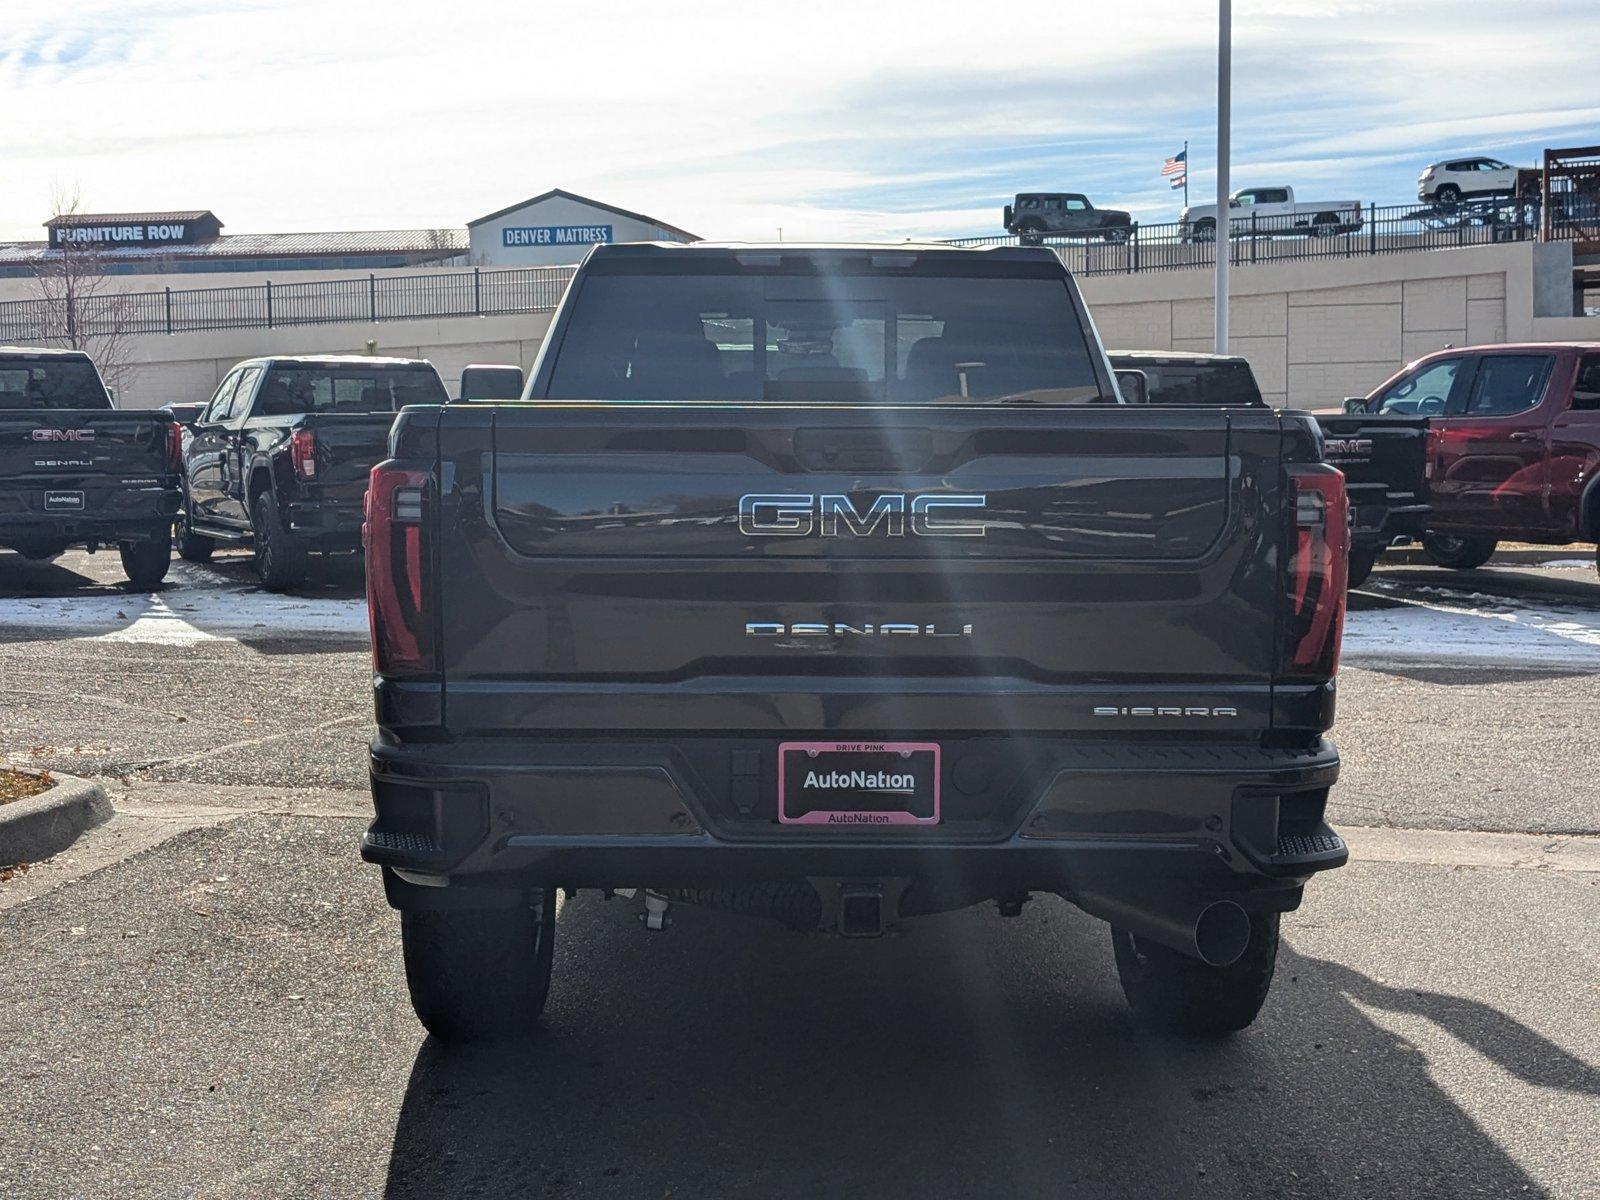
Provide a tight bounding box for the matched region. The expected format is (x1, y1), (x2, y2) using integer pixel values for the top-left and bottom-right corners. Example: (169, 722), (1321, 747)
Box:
(1, 0), (1596, 244)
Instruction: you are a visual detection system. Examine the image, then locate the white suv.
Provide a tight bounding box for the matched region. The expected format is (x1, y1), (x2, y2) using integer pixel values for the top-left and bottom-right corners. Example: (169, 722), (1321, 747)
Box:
(1418, 156), (1518, 204)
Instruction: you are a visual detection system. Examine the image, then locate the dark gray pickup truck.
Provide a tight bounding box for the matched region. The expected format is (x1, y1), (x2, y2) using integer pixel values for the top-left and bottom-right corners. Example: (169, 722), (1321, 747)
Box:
(0, 346), (181, 588)
(361, 243), (1351, 1043)
(178, 355), (447, 589)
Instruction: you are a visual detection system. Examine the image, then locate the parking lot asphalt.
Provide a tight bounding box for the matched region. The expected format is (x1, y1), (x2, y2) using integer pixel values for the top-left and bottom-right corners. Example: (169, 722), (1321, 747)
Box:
(2, 814), (1596, 1200)
(2, 548), (1598, 1198)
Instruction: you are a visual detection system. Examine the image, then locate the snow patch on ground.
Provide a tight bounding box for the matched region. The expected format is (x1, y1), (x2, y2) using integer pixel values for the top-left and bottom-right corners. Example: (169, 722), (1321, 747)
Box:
(0, 586), (367, 645)
(1345, 581), (1600, 666)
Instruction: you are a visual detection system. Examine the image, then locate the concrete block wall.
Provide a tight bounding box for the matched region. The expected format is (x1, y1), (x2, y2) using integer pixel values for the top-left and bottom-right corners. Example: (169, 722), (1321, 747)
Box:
(1080, 240), (1598, 408)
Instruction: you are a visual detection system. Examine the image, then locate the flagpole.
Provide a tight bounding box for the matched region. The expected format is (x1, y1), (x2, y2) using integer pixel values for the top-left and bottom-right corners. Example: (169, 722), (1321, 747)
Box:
(1184, 139), (1189, 208)
(1215, 0), (1231, 354)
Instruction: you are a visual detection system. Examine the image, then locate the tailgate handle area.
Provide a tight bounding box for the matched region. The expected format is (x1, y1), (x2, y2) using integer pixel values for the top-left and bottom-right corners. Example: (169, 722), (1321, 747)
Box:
(793, 427), (933, 473)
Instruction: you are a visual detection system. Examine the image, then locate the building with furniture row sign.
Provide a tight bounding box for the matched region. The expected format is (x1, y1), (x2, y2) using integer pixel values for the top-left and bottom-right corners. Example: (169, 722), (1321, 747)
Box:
(0, 189), (696, 278)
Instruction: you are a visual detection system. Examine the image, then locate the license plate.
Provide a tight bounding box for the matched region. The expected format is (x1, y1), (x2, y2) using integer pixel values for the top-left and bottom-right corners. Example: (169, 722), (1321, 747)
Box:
(44, 490), (84, 512)
(778, 741), (940, 826)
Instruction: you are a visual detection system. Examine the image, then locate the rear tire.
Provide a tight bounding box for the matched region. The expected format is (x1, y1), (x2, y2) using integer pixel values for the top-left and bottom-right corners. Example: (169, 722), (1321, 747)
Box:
(1421, 532), (1498, 570)
(119, 525), (171, 590)
(176, 505), (216, 563)
(1016, 218), (1046, 246)
(401, 893), (556, 1043)
(1112, 911), (1279, 1036)
(1435, 183), (1462, 206)
(251, 490), (308, 591)
(1346, 548), (1379, 589)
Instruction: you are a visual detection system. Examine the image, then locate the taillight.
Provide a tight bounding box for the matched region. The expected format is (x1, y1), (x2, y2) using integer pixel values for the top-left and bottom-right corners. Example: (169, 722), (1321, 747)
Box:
(290, 427), (317, 481)
(1281, 466), (1349, 679)
(164, 421), (182, 473)
(365, 463), (433, 675)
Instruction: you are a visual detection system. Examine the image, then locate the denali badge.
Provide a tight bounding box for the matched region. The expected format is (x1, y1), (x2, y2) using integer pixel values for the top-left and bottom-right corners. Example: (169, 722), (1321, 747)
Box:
(739, 493), (987, 537)
(747, 622), (973, 638)
(32, 428), (96, 442)
(1093, 705), (1239, 718)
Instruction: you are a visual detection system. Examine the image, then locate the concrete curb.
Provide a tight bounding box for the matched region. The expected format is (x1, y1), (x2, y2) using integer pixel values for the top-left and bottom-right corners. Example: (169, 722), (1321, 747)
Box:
(0, 771), (113, 867)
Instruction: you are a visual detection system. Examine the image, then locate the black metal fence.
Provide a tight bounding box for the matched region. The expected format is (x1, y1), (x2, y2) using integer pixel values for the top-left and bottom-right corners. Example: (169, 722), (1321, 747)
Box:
(0, 264), (575, 345)
(0, 197), (1589, 345)
(943, 198), (1573, 276)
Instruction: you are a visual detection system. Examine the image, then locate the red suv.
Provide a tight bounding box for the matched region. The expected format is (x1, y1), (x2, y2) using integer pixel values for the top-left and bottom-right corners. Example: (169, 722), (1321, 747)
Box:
(1352, 344), (1600, 574)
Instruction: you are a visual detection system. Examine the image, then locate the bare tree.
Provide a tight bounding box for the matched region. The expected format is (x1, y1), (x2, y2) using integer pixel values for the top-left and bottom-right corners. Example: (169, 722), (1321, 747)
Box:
(26, 184), (139, 401)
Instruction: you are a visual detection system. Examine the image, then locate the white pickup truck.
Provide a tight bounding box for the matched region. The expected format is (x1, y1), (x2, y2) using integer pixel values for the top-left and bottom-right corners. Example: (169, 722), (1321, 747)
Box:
(1181, 186), (1363, 241)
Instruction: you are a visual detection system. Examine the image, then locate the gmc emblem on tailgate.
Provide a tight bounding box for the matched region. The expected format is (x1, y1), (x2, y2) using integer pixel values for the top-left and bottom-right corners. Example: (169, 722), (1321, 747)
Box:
(1322, 437), (1373, 459)
(739, 493), (987, 537)
(31, 429), (96, 442)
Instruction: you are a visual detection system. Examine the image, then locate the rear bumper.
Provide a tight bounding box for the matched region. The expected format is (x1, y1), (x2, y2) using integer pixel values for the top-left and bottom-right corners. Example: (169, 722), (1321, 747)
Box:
(1350, 501), (1429, 551)
(0, 485), (180, 545)
(283, 496), (364, 547)
(363, 735), (1346, 914)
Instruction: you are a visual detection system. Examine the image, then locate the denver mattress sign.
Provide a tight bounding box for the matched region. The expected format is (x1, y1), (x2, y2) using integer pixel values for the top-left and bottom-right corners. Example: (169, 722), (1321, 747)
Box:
(502, 225), (614, 247)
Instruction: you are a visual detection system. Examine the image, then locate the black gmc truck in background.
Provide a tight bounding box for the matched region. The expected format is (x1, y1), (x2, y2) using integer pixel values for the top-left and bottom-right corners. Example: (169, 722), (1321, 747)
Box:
(178, 355), (448, 589)
(1108, 349), (1429, 587)
(0, 347), (181, 589)
(361, 244), (1351, 1044)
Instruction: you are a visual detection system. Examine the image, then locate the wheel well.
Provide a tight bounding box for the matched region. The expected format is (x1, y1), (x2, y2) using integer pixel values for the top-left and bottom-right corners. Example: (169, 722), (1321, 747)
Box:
(248, 467), (274, 504)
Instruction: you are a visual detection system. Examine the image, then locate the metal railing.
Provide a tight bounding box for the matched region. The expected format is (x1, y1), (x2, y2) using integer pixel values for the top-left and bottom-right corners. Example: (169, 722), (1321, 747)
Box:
(0, 264), (576, 345)
(942, 197), (1584, 276)
(1, 194), (1591, 346)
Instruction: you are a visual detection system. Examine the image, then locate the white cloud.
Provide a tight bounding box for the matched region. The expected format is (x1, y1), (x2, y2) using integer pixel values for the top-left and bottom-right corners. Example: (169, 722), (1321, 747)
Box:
(0, 0), (1595, 242)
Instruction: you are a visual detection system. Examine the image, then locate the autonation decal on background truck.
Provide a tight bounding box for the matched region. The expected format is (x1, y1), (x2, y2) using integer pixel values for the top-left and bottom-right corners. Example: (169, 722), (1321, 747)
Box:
(360, 243), (1351, 1044)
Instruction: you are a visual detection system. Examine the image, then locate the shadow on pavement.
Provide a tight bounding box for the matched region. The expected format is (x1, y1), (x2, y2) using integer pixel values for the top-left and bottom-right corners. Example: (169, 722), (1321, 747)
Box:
(383, 897), (1553, 1199)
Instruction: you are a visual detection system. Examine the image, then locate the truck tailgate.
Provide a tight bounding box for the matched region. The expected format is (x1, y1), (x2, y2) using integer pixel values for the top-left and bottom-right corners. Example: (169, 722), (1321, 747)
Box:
(0, 409), (174, 516)
(1313, 413), (1428, 527)
(432, 403), (1288, 735)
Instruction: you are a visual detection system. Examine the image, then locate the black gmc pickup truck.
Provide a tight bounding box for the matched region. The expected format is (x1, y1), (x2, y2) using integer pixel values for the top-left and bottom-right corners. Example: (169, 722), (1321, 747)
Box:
(1313, 409), (1429, 586)
(1106, 349), (1429, 587)
(0, 346), (181, 589)
(362, 243), (1351, 1043)
(178, 355), (447, 589)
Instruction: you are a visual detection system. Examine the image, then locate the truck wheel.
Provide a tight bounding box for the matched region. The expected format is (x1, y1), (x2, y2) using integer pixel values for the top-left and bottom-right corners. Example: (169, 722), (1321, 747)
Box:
(1346, 548), (1378, 589)
(251, 491), (308, 591)
(401, 892), (556, 1043)
(176, 505), (216, 563)
(1435, 184), (1461, 206)
(1112, 911), (1279, 1036)
(1016, 218), (1046, 246)
(1421, 533), (1498, 571)
(119, 525), (172, 591)
(1105, 227), (1129, 245)
(1192, 218), (1216, 242)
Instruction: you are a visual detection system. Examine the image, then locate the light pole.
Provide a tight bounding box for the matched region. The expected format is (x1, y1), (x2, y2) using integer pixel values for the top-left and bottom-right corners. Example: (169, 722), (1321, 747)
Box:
(1215, 0), (1231, 353)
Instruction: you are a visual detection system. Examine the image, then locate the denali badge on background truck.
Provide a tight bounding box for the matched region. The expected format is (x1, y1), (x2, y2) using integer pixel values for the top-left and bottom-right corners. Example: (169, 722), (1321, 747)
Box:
(361, 242), (1351, 1046)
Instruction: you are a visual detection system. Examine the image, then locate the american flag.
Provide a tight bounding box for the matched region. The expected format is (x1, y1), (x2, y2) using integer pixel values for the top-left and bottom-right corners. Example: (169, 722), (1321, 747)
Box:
(1161, 149), (1187, 176)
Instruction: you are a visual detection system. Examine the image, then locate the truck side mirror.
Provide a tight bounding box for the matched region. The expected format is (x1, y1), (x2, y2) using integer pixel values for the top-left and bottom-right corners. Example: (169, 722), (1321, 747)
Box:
(458, 364), (525, 402)
(1114, 369), (1149, 404)
(1342, 396), (1368, 414)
